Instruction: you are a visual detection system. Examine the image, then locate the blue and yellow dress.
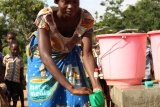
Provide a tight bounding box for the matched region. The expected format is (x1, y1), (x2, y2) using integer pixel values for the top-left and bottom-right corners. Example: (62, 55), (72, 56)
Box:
(26, 7), (94, 107)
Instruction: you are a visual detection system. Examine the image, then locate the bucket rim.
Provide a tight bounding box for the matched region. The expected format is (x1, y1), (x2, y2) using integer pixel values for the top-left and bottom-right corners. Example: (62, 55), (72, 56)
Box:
(96, 33), (147, 38)
(147, 30), (160, 35)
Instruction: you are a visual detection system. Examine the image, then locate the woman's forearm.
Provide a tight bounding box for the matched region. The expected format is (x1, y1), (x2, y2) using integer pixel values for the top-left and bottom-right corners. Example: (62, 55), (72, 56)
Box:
(38, 28), (73, 92)
(82, 53), (100, 89)
(41, 54), (73, 91)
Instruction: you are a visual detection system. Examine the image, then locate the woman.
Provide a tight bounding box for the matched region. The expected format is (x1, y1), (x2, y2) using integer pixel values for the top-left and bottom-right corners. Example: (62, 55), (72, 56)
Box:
(26, 0), (102, 106)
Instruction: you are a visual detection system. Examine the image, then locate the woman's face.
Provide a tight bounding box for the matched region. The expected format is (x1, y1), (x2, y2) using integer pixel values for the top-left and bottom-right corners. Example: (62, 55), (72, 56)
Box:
(58, 0), (80, 17)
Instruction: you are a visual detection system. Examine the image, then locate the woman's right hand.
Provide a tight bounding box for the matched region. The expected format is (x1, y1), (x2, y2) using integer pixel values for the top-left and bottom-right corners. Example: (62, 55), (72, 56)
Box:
(69, 87), (92, 96)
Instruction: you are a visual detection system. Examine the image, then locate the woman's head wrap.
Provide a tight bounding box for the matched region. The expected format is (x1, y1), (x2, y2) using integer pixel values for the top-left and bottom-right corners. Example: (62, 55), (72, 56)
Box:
(54, 0), (58, 4)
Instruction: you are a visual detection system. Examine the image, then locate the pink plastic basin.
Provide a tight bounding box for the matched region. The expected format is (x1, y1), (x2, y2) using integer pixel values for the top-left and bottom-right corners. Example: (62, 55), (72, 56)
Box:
(96, 33), (147, 85)
(148, 30), (160, 84)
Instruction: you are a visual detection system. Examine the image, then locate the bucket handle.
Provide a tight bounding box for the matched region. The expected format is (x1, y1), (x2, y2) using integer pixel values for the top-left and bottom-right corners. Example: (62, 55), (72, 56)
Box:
(100, 37), (125, 60)
(116, 29), (138, 34)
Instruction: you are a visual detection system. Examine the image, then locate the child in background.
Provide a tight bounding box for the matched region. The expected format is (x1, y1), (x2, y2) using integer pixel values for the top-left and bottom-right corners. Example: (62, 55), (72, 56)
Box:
(3, 32), (25, 107)
(93, 43), (111, 107)
(3, 41), (25, 107)
(95, 44), (111, 107)
(0, 39), (9, 107)
(2, 32), (16, 56)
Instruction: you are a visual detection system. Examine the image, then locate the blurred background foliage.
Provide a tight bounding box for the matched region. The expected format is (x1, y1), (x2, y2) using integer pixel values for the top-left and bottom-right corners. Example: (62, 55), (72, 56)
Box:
(93, 0), (160, 42)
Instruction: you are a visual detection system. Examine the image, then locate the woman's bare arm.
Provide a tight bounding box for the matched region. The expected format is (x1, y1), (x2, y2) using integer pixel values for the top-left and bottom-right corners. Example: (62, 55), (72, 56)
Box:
(81, 33), (102, 90)
(38, 28), (92, 95)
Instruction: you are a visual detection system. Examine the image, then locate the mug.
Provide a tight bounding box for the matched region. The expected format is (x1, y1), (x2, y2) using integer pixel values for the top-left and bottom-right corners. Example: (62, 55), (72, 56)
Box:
(89, 90), (105, 107)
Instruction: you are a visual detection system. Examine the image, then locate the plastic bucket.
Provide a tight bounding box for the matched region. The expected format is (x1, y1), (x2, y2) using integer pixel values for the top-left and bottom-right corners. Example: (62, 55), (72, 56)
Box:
(148, 30), (160, 84)
(96, 33), (147, 85)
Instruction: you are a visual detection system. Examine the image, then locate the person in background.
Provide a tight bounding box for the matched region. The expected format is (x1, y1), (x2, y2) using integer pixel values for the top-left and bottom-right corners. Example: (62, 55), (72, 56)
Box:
(0, 39), (9, 107)
(143, 37), (154, 82)
(3, 41), (25, 107)
(94, 43), (111, 107)
(2, 32), (25, 107)
(2, 32), (16, 56)
(26, 0), (102, 106)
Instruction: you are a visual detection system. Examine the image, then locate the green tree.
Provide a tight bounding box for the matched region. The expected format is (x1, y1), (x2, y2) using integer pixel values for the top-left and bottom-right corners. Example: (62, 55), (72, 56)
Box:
(0, 0), (46, 38)
(94, 0), (124, 37)
(122, 0), (160, 32)
(96, 0), (160, 34)
(0, 0), (47, 64)
(102, 0), (125, 32)
(0, 16), (8, 39)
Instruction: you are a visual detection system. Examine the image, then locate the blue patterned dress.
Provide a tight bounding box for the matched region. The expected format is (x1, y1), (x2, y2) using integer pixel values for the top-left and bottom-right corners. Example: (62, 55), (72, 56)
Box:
(26, 7), (94, 107)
